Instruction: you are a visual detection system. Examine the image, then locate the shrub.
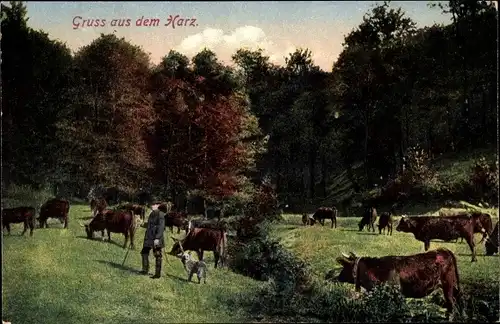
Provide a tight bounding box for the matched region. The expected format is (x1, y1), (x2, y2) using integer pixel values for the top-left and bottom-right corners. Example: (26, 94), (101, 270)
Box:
(469, 157), (498, 204)
(2, 184), (54, 211)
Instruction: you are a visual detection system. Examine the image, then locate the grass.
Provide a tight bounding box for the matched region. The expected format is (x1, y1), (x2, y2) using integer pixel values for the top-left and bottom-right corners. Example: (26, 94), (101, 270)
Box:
(3, 205), (499, 323)
(2, 204), (261, 324)
(276, 213), (500, 288)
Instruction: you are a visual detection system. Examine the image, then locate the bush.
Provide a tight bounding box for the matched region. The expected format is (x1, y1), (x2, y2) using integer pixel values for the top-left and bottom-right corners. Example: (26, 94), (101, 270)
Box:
(2, 184), (54, 210)
(469, 157), (498, 204)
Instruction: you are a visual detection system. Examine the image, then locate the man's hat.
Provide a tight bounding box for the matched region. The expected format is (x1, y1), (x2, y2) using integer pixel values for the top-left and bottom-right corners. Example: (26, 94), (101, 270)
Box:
(151, 201), (162, 206)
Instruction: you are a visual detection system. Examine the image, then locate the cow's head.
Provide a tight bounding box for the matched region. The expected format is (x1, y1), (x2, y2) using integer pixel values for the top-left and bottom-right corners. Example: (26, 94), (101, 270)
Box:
(79, 220), (95, 239)
(169, 237), (184, 256)
(396, 216), (414, 233)
(334, 252), (358, 284)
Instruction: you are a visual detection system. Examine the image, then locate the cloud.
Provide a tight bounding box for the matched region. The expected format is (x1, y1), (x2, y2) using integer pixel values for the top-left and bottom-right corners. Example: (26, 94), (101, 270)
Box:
(174, 26), (302, 68)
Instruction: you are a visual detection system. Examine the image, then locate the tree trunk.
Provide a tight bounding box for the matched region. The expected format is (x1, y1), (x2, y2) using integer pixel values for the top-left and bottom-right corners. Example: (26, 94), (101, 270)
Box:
(320, 153), (327, 198)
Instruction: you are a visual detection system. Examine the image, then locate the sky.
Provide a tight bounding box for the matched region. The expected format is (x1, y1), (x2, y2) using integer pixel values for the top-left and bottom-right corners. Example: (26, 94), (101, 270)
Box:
(24, 1), (453, 71)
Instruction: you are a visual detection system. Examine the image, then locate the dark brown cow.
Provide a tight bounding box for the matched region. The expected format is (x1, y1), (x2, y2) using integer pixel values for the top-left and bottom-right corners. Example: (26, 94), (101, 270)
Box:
(329, 248), (461, 315)
(440, 211), (493, 244)
(377, 212), (393, 235)
(165, 211), (189, 234)
(118, 203), (146, 221)
(158, 202), (173, 214)
(396, 215), (482, 262)
(38, 198), (70, 228)
(168, 227), (227, 268)
(312, 207), (337, 228)
(359, 207), (377, 232)
(485, 221), (499, 256)
(81, 210), (136, 249)
(2, 207), (36, 236)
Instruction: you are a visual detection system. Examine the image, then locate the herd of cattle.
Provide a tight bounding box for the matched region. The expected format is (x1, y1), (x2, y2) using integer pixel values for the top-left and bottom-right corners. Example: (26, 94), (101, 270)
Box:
(2, 198), (500, 316)
(304, 205), (499, 315)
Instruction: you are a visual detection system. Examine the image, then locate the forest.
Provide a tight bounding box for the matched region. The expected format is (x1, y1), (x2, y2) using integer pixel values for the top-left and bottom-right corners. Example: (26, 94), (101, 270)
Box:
(2, 0), (498, 214)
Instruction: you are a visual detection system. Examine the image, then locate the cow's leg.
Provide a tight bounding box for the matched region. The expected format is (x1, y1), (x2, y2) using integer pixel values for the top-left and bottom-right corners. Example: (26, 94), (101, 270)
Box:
(424, 240), (431, 251)
(108, 230), (111, 242)
(334, 218), (337, 229)
(170, 226), (174, 233)
(214, 251), (220, 269)
(5, 224), (11, 235)
(63, 217), (68, 229)
(441, 277), (459, 316)
(22, 221), (28, 236)
(464, 235), (477, 262)
(123, 232), (129, 249)
(197, 250), (204, 261)
(177, 227), (180, 234)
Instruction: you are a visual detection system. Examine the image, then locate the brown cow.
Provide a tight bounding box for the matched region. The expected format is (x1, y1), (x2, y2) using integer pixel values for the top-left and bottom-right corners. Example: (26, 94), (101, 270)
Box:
(377, 212), (393, 235)
(440, 211), (493, 244)
(313, 207), (337, 228)
(80, 209), (136, 249)
(168, 227), (227, 268)
(359, 207), (377, 232)
(330, 248), (461, 315)
(485, 221), (499, 256)
(2, 207), (36, 236)
(38, 198), (70, 228)
(118, 203), (146, 221)
(396, 215), (482, 262)
(165, 211), (189, 234)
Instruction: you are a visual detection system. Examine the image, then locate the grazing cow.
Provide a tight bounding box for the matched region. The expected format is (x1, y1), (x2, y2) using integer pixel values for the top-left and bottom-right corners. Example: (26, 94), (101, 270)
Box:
(359, 207), (377, 232)
(377, 212), (393, 235)
(2, 207), (36, 236)
(118, 203), (146, 221)
(168, 227), (227, 268)
(165, 211), (189, 234)
(38, 198), (70, 228)
(396, 215), (482, 262)
(485, 221), (499, 256)
(312, 207), (337, 228)
(301, 213), (316, 226)
(80, 210), (136, 249)
(330, 249), (461, 315)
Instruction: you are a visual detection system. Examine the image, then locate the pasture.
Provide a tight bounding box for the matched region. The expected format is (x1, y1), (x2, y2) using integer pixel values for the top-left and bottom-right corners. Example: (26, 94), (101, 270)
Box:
(3, 204), (499, 323)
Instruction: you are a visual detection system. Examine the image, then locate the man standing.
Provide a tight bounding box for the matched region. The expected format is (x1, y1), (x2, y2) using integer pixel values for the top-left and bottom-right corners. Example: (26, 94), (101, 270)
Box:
(140, 202), (166, 279)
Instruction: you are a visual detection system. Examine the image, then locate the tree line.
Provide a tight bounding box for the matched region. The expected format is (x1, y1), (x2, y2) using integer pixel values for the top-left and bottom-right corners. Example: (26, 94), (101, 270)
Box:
(2, 1), (497, 212)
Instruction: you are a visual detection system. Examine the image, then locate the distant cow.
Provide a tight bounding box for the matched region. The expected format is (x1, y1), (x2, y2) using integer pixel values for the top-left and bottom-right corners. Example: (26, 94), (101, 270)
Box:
(330, 248), (461, 315)
(378, 212), (393, 235)
(440, 211), (493, 244)
(396, 215), (482, 262)
(90, 197), (108, 217)
(312, 207), (337, 228)
(485, 222), (499, 256)
(81, 209), (136, 249)
(301, 213), (316, 226)
(168, 227), (227, 268)
(38, 198), (70, 228)
(2, 207), (36, 236)
(165, 211), (189, 234)
(158, 202), (173, 214)
(118, 203), (146, 221)
(359, 207), (377, 232)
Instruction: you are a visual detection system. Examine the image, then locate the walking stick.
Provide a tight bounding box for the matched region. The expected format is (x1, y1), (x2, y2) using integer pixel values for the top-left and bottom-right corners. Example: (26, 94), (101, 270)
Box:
(121, 246), (131, 267)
